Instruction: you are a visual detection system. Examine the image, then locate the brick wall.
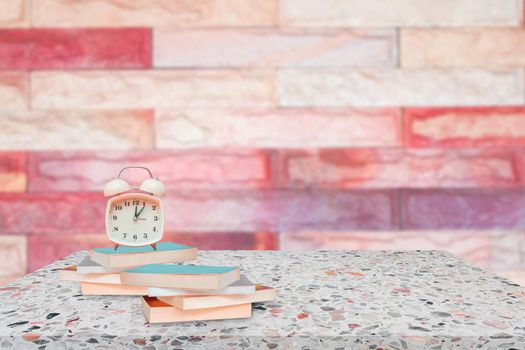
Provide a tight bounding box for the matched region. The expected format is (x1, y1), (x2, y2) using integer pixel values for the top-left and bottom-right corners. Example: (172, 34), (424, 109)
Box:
(1, 0), (525, 285)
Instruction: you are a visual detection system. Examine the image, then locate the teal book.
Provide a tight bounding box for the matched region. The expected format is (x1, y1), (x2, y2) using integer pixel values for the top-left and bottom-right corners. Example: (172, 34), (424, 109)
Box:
(121, 264), (240, 291)
(89, 242), (197, 269)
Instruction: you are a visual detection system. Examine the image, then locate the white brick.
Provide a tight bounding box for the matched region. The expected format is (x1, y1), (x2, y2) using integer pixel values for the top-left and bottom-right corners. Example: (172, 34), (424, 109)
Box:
(278, 68), (524, 107)
(280, 0), (522, 27)
(155, 29), (397, 68)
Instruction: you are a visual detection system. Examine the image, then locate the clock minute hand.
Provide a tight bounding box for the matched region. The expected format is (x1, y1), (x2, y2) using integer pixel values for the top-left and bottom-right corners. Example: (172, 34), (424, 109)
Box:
(136, 203), (146, 217)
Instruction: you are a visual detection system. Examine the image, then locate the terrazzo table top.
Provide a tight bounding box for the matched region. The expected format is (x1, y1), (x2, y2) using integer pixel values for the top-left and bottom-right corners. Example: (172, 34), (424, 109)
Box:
(1, 250), (525, 349)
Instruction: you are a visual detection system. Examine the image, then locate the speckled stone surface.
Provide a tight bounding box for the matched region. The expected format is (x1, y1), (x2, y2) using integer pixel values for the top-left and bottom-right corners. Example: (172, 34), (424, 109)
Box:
(1, 250), (525, 349)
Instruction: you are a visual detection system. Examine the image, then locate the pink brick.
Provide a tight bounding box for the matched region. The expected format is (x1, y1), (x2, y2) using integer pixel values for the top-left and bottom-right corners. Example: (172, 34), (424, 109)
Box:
(0, 152), (26, 192)
(31, 70), (275, 109)
(278, 69), (523, 107)
(401, 189), (525, 230)
(0, 235), (26, 275)
(28, 234), (109, 272)
(27, 150), (269, 192)
(0, 193), (106, 235)
(164, 190), (398, 232)
(405, 107), (525, 147)
(490, 231), (525, 270)
(0, 29), (151, 70)
(0, 0), (28, 27)
(281, 230), (525, 271)
(164, 232), (278, 250)
(280, 0), (521, 27)
(156, 108), (401, 148)
(278, 148), (521, 189)
(0, 190), (395, 236)
(0, 72), (28, 109)
(402, 29), (525, 67)
(0, 110), (154, 150)
(497, 271), (525, 286)
(154, 29), (396, 68)
(33, 0), (277, 27)
(0, 276), (23, 286)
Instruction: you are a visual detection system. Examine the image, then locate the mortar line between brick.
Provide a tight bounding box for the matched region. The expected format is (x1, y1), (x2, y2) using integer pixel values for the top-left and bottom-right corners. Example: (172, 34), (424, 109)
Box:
(28, 0), (33, 28)
(27, 72), (32, 111)
(397, 189), (404, 230)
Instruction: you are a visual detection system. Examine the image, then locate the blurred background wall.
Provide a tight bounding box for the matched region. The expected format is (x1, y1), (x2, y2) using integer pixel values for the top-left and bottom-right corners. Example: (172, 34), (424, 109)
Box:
(0, 0), (525, 286)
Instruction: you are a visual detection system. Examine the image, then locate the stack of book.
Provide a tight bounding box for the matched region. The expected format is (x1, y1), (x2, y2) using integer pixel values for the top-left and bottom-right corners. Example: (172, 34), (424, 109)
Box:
(59, 242), (276, 323)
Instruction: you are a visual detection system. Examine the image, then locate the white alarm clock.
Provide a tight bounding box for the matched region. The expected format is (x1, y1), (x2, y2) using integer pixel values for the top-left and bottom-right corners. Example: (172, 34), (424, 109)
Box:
(103, 166), (166, 250)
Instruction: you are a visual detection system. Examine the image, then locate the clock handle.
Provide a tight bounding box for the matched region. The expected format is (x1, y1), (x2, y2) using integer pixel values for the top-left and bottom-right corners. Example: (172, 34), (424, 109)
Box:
(118, 166), (153, 179)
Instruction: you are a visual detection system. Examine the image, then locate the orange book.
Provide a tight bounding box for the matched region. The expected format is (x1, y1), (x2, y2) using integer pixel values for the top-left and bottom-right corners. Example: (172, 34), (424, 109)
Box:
(59, 266), (121, 285)
(158, 285), (275, 310)
(81, 282), (148, 296)
(142, 297), (251, 323)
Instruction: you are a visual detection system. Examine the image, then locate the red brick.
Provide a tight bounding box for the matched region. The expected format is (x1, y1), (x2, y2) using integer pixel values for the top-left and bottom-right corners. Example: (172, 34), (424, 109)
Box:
(0, 193), (106, 234)
(27, 150), (269, 192)
(164, 232), (278, 250)
(28, 234), (109, 272)
(405, 107), (525, 147)
(0, 29), (151, 70)
(164, 190), (398, 232)
(0, 152), (26, 192)
(278, 148), (521, 188)
(401, 189), (525, 230)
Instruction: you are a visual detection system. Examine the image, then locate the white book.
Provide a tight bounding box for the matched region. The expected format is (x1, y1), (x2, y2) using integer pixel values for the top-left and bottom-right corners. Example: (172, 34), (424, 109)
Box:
(76, 256), (128, 274)
(148, 274), (255, 297)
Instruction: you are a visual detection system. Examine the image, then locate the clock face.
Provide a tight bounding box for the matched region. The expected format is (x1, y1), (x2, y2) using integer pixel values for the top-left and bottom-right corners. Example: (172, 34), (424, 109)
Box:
(105, 193), (164, 246)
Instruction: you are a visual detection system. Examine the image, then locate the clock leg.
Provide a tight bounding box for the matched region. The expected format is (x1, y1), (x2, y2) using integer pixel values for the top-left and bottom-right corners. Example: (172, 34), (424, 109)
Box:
(151, 243), (157, 251)
(114, 244), (119, 251)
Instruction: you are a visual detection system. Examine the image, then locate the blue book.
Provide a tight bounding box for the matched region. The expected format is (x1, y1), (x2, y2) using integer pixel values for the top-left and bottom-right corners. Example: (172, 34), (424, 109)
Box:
(89, 242), (197, 269)
(121, 264), (240, 290)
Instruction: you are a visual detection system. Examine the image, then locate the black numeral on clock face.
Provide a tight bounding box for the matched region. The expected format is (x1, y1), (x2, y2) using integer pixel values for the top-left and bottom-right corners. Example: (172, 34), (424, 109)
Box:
(153, 227), (156, 232)
(133, 200), (139, 205)
(114, 205), (122, 211)
(123, 233), (127, 238)
(143, 233), (148, 239)
(113, 227), (119, 232)
(124, 201), (130, 206)
(154, 216), (158, 221)
(152, 206), (156, 211)
(133, 234), (137, 240)
(112, 215), (117, 220)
